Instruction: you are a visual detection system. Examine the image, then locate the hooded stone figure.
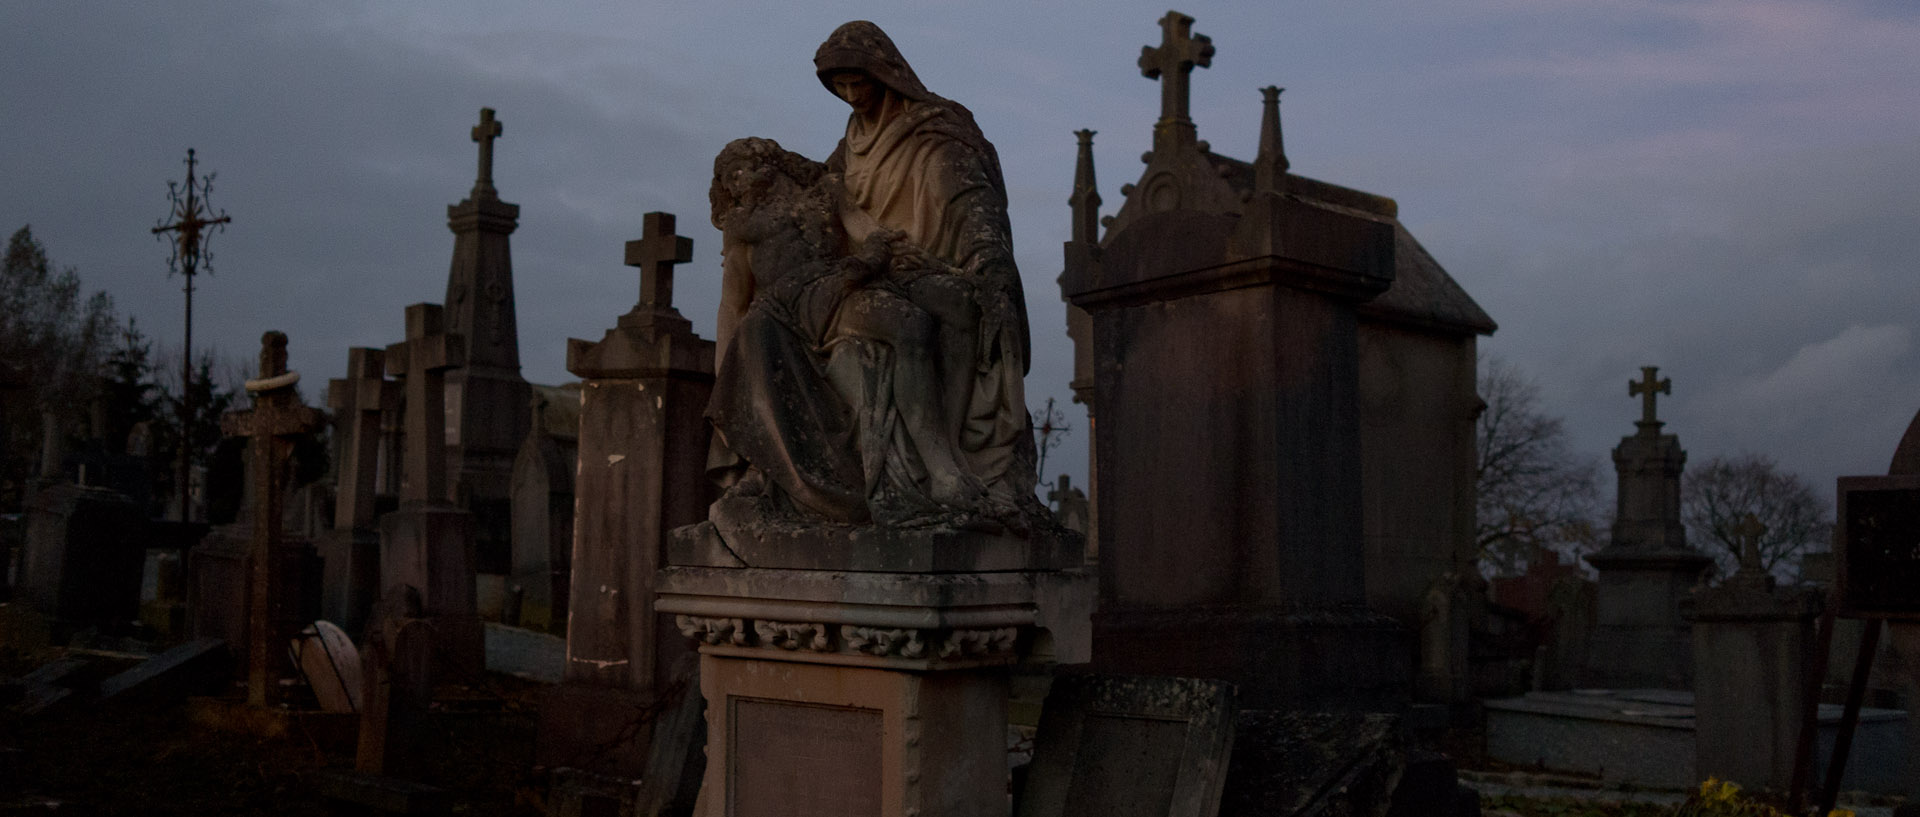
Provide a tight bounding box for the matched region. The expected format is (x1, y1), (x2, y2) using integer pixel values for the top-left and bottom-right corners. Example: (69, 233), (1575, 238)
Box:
(814, 20), (1038, 512)
(700, 22), (1043, 532)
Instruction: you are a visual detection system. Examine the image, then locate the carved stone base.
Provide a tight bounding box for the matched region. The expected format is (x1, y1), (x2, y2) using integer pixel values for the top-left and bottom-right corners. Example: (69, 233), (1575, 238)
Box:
(655, 566), (1091, 817)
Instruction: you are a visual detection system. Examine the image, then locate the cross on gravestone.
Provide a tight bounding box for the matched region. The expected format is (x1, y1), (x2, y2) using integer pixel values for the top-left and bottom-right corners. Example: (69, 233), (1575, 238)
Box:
(1629, 365), (1671, 429)
(330, 347), (395, 530)
(471, 107), (503, 195)
(624, 211), (694, 309)
(1138, 10), (1214, 131)
(385, 304), (466, 505)
(221, 330), (325, 707)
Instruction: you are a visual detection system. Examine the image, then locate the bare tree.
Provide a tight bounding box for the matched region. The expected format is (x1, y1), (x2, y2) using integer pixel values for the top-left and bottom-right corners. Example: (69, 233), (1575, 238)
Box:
(1682, 452), (1830, 580)
(1476, 355), (1604, 575)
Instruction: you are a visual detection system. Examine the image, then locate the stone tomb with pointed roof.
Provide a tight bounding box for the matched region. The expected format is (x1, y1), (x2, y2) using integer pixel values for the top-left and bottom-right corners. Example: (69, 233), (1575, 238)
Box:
(1060, 10), (1495, 707)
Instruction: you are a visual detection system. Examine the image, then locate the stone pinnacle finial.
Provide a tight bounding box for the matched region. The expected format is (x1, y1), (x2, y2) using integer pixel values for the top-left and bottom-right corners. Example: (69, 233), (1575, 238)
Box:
(471, 107), (503, 197)
(1628, 365), (1671, 432)
(1254, 86), (1289, 196)
(1070, 130), (1101, 245)
(1138, 10), (1213, 151)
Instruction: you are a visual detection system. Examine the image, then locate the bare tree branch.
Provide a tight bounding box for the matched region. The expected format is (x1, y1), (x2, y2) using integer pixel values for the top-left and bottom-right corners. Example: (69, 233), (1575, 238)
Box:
(1682, 452), (1831, 581)
(1476, 355), (1604, 575)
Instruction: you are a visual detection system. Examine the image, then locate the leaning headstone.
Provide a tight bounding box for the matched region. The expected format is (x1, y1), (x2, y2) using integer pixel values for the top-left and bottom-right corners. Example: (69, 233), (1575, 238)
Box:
(221, 331), (327, 706)
(95, 637), (231, 706)
(292, 620), (364, 713)
(1017, 674), (1236, 817)
(315, 592), (452, 816)
(379, 303), (484, 678)
(537, 211), (711, 777)
(1216, 710), (1408, 817)
(1581, 366), (1711, 689)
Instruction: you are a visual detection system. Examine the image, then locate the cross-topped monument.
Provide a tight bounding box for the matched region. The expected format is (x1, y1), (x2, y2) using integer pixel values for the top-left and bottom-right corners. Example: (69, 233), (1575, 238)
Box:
(386, 304), (465, 504)
(221, 330), (324, 706)
(471, 107), (503, 197)
(624, 211), (694, 311)
(1732, 513), (1768, 576)
(1138, 10), (1213, 149)
(1629, 365), (1672, 430)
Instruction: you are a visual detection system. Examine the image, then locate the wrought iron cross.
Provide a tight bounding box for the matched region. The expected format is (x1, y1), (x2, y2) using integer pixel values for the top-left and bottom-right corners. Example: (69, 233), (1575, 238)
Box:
(151, 148), (232, 524)
(1032, 396), (1070, 479)
(624, 212), (694, 309)
(472, 107), (503, 194)
(1139, 11), (1214, 131)
(1628, 366), (1671, 427)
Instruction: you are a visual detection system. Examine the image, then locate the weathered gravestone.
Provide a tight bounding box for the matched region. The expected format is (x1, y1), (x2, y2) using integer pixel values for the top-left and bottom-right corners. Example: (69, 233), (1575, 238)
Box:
(1016, 674), (1236, 817)
(1581, 366), (1711, 689)
(441, 106), (532, 578)
(1684, 515), (1822, 790)
(1060, 10), (1426, 708)
(508, 384), (578, 634)
(380, 303), (484, 678)
(221, 330), (327, 706)
(654, 22), (1092, 817)
(535, 211), (713, 778)
(324, 346), (399, 636)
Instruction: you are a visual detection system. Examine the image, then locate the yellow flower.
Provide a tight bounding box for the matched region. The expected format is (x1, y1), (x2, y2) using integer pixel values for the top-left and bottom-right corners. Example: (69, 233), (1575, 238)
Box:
(1828, 810), (1856, 817)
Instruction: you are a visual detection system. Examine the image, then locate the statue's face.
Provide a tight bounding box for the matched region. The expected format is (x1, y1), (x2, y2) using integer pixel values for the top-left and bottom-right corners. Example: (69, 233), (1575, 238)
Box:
(830, 72), (879, 115)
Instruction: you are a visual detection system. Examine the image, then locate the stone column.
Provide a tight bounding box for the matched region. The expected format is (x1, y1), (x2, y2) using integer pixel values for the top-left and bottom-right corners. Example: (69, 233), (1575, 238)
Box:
(1582, 367), (1711, 689)
(536, 212), (714, 776)
(322, 347), (395, 636)
(1685, 542), (1821, 789)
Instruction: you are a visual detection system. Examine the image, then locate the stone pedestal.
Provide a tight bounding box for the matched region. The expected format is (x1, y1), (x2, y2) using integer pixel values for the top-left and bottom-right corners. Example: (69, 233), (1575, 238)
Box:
(656, 566), (1089, 817)
(1582, 416), (1710, 689)
(20, 483), (147, 628)
(1683, 572), (1821, 790)
(378, 503), (482, 677)
(186, 525), (322, 680)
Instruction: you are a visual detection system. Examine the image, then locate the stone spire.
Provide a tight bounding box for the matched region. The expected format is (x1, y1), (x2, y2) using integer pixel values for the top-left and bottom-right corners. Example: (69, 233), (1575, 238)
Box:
(441, 106), (531, 568)
(1070, 130), (1101, 246)
(1253, 86), (1289, 196)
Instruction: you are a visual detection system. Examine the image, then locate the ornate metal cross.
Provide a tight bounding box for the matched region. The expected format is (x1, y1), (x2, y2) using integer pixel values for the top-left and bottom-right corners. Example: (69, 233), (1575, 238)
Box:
(625, 211), (694, 309)
(471, 107), (503, 194)
(1138, 11), (1213, 133)
(1628, 365), (1671, 427)
(152, 147), (232, 524)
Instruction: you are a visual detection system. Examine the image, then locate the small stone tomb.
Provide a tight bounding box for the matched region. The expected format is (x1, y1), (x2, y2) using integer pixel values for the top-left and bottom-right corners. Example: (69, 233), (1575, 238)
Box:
(1836, 474), (1920, 619)
(1017, 673), (1236, 817)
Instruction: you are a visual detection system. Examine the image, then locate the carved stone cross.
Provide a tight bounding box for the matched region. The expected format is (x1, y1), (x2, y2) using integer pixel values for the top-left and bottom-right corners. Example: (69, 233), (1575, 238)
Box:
(328, 347), (396, 530)
(624, 211), (694, 309)
(221, 330), (324, 707)
(1138, 11), (1213, 135)
(471, 107), (503, 194)
(1628, 365), (1671, 428)
(385, 304), (466, 505)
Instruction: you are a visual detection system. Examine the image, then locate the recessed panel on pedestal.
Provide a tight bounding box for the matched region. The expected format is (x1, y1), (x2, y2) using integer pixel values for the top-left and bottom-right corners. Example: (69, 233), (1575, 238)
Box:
(731, 698), (882, 817)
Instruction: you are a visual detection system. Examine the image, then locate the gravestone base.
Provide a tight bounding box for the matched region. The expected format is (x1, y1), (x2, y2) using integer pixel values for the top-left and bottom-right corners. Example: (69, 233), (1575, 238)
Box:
(321, 526), (382, 637)
(1580, 549), (1710, 689)
(186, 531), (322, 681)
(20, 483), (147, 629)
(379, 504), (483, 678)
(1091, 605), (1409, 710)
(656, 565), (1092, 817)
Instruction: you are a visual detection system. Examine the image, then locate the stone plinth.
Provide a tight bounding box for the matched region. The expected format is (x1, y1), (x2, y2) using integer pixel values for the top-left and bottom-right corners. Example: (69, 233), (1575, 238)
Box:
(656, 565), (1092, 817)
(1683, 573), (1822, 790)
(320, 526), (381, 636)
(20, 484), (146, 628)
(1582, 413), (1711, 689)
(378, 503), (482, 677)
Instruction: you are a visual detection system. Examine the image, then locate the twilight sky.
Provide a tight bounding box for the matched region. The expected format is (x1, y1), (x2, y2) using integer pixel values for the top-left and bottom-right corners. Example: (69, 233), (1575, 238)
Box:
(4, 1), (1918, 511)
